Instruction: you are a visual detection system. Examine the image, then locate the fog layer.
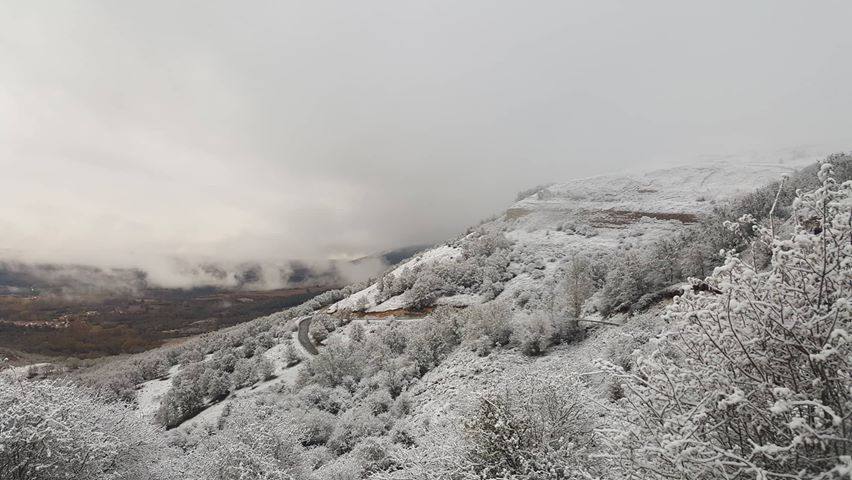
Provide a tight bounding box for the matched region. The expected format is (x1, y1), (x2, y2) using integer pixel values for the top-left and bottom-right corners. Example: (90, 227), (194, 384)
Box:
(1, 1), (850, 280)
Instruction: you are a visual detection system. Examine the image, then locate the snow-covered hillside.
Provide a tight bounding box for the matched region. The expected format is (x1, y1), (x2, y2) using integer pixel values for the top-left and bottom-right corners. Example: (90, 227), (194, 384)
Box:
(329, 157), (816, 315)
(4, 152), (848, 480)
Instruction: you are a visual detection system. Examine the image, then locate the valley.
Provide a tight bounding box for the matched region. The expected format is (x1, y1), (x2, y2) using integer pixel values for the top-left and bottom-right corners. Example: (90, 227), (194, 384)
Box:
(0, 286), (329, 360)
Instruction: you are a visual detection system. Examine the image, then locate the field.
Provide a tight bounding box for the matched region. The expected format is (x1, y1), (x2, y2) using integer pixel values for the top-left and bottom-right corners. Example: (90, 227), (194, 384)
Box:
(0, 286), (329, 360)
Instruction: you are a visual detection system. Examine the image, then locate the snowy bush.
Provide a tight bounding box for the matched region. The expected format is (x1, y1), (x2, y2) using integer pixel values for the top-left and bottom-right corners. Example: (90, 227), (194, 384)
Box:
(214, 349), (238, 373)
(515, 183), (554, 201)
(135, 353), (170, 380)
(405, 308), (462, 374)
(598, 250), (649, 315)
(281, 339), (302, 367)
(309, 320), (330, 345)
(407, 271), (447, 309)
(602, 165), (852, 479)
(461, 301), (513, 355)
(298, 339), (368, 388)
(230, 358), (257, 389)
(297, 384), (353, 415)
(182, 401), (306, 480)
(327, 406), (389, 454)
(0, 378), (165, 479)
(510, 312), (555, 356)
(462, 377), (597, 479)
(255, 355), (275, 382)
(200, 367), (231, 401)
(298, 408), (337, 446)
(179, 348), (205, 365)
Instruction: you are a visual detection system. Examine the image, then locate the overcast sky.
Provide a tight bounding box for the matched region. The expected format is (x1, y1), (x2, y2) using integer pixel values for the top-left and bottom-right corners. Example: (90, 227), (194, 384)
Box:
(1, 1), (851, 270)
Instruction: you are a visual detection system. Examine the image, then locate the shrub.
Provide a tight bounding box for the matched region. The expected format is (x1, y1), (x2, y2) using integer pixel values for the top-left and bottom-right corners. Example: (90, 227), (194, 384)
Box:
(214, 349), (238, 373)
(364, 388), (393, 415)
(562, 255), (596, 318)
(407, 271), (446, 309)
(405, 311), (462, 375)
(178, 348), (204, 365)
(327, 406), (388, 454)
(298, 384), (352, 414)
(602, 165), (852, 479)
(281, 339), (302, 367)
(182, 401), (306, 480)
(254, 355), (275, 382)
(462, 301), (513, 355)
(299, 339), (367, 388)
(310, 320), (330, 345)
(230, 358), (256, 389)
(299, 408), (337, 446)
(510, 312), (555, 356)
(0, 378), (165, 479)
(200, 367), (230, 401)
(136, 354), (169, 380)
(354, 436), (395, 476)
(463, 378), (596, 479)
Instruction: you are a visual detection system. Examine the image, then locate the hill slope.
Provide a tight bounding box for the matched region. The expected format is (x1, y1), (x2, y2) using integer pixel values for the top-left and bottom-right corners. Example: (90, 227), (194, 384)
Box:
(330, 157), (817, 315)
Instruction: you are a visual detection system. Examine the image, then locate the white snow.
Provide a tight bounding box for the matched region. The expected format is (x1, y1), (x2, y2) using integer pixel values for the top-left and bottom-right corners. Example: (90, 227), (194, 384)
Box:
(325, 158), (816, 315)
(136, 364), (180, 417)
(327, 245), (463, 313)
(136, 339), (303, 429)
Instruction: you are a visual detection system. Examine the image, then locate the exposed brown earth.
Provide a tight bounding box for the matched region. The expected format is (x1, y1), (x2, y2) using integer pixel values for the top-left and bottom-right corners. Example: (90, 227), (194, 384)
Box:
(351, 307), (434, 319)
(587, 209), (699, 227)
(504, 208), (532, 220)
(0, 286), (330, 358)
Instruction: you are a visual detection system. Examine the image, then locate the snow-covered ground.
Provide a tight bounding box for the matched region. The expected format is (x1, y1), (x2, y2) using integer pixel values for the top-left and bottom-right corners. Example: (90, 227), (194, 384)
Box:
(133, 152), (827, 436)
(402, 305), (668, 438)
(136, 364), (181, 417)
(327, 245), (463, 313)
(136, 332), (304, 429)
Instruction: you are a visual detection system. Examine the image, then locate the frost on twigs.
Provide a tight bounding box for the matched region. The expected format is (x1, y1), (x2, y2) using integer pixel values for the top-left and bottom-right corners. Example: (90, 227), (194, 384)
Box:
(601, 165), (852, 479)
(462, 377), (599, 479)
(0, 378), (163, 479)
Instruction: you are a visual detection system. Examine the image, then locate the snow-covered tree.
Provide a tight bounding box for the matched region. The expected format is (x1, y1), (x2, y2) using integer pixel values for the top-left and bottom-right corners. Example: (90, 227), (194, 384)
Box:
(200, 367), (231, 401)
(599, 250), (650, 315)
(255, 355), (275, 382)
(230, 358), (256, 389)
(157, 363), (206, 428)
(355, 295), (369, 312)
(407, 271), (446, 309)
(562, 255), (596, 318)
(602, 165), (852, 479)
(350, 322), (366, 343)
(215, 349), (238, 373)
(405, 308), (462, 375)
(327, 405), (388, 454)
(309, 320), (330, 345)
(281, 339), (302, 367)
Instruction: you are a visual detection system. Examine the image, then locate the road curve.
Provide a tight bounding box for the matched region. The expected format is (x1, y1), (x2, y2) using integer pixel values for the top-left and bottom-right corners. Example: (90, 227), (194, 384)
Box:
(297, 316), (319, 355)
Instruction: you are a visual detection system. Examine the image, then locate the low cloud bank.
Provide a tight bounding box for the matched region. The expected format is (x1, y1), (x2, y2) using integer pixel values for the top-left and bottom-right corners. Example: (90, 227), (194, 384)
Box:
(0, 255), (392, 298)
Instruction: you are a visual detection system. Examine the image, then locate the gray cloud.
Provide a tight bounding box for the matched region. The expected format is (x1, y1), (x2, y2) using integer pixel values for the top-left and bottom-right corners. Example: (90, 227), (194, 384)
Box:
(1, 1), (851, 277)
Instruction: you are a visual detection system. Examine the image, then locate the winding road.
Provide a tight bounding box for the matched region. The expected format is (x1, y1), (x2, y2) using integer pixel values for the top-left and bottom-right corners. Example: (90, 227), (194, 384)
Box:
(297, 316), (318, 355)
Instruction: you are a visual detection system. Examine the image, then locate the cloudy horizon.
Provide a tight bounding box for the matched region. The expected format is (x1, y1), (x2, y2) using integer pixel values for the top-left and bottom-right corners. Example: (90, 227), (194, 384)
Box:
(2, 1), (851, 276)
